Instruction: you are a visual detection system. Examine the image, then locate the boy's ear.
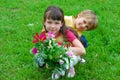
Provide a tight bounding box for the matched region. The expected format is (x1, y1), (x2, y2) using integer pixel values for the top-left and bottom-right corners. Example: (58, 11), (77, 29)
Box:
(77, 13), (82, 18)
(77, 14), (80, 18)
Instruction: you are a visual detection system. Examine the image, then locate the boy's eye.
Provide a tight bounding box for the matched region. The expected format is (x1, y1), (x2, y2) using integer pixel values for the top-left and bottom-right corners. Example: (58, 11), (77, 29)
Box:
(78, 23), (81, 25)
(85, 25), (88, 29)
(83, 20), (86, 24)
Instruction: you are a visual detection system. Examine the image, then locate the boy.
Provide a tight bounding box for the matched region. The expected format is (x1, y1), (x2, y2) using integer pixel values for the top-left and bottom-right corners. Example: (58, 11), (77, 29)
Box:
(65, 10), (98, 48)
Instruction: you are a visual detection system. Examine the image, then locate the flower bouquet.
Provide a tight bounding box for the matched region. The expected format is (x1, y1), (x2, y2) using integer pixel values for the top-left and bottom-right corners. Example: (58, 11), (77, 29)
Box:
(31, 32), (78, 79)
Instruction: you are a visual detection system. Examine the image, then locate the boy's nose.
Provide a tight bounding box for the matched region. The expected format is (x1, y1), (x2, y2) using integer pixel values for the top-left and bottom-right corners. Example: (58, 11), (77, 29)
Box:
(81, 24), (86, 28)
(78, 23), (81, 25)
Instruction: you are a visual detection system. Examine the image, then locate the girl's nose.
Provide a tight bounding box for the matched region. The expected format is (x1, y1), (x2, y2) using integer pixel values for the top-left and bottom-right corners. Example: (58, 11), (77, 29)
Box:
(51, 24), (55, 28)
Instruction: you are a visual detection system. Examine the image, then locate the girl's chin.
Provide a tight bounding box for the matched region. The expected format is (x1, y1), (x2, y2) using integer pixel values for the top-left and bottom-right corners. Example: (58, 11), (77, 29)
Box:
(49, 31), (57, 34)
(50, 31), (56, 33)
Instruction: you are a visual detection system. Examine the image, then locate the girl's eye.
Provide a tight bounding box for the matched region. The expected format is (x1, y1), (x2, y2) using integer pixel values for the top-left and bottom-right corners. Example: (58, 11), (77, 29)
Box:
(55, 22), (59, 24)
(47, 21), (52, 24)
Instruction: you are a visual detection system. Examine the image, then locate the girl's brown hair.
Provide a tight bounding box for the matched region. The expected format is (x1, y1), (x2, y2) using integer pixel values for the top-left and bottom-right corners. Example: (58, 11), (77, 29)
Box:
(43, 6), (79, 41)
(43, 6), (65, 32)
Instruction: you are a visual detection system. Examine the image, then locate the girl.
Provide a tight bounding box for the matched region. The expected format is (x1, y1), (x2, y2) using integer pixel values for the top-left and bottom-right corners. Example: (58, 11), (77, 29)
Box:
(38, 6), (86, 79)
(41, 6), (86, 57)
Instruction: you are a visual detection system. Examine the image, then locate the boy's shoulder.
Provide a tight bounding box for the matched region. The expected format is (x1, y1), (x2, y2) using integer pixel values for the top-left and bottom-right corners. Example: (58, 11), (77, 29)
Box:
(64, 15), (74, 21)
(64, 15), (75, 28)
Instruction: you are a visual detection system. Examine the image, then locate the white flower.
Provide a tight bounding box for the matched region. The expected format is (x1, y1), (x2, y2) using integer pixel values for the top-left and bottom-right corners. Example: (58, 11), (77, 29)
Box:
(52, 73), (60, 79)
(63, 57), (70, 69)
(59, 59), (64, 65)
(48, 40), (52, 48)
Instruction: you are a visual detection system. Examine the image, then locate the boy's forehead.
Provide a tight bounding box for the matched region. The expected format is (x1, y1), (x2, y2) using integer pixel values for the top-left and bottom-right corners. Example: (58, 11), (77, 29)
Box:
(77, 13), (83, 18)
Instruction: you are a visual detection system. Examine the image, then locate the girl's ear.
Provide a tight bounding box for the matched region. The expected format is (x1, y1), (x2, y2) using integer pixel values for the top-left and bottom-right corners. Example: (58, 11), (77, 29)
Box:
(62, 21), (65, 26)
(43, 20), (45, 25)
(62, 23), (63, 26)
(42, 20), (47, 32)
(61, 23), (64, 27)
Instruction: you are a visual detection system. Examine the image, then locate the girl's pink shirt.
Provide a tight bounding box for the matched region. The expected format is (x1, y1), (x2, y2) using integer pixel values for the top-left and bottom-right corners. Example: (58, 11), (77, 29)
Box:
(66, 30), (76, 42)
(39, 30), (77, 45)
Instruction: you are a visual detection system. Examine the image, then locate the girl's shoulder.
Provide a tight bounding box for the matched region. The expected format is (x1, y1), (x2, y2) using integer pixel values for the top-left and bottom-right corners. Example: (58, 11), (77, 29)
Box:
(65, 29), (77, 42)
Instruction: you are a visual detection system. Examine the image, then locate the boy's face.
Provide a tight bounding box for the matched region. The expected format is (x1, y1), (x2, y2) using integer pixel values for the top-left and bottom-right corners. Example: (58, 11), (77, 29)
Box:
(75, 17), (89, 31)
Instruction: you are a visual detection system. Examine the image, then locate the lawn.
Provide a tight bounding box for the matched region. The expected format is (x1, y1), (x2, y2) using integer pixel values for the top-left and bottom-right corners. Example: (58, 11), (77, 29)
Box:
(0, 0), (120, 80)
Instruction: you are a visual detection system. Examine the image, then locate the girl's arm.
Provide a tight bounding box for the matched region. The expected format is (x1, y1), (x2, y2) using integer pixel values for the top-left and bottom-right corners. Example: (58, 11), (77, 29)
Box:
(65, 29), (86, 56)
(71, 38), (86, 56)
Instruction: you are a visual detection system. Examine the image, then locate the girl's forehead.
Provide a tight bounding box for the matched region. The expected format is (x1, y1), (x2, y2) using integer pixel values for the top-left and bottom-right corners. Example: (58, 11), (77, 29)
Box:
(48, 16), (61, 20)
(46, 19), (62, 22)
(46, 12), (63, 20)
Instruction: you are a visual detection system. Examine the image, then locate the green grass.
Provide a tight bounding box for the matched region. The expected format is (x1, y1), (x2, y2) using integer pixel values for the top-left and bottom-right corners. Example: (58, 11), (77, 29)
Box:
(0, 0), (120, 80)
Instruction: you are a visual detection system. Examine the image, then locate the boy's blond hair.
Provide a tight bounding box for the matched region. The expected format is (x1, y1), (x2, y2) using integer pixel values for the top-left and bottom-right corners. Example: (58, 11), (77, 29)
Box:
(77, 10), (98, 30)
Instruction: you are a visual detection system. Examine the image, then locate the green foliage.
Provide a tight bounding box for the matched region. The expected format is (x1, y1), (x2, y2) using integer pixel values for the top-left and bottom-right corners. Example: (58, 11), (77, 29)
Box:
(34, 38), (69, 69)
(0, 0), (120, 80)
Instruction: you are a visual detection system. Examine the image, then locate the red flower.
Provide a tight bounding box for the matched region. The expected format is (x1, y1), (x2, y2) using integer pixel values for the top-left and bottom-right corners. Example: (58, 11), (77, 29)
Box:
(32, 32), (46, 43)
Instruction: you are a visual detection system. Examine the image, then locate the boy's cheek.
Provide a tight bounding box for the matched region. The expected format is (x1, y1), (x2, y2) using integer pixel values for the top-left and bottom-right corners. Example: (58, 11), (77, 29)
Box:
(76, 25), (81, 30)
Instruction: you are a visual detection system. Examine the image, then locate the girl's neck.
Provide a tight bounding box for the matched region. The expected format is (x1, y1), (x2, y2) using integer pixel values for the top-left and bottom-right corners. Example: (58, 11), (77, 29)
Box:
(55, 32), (62, 38)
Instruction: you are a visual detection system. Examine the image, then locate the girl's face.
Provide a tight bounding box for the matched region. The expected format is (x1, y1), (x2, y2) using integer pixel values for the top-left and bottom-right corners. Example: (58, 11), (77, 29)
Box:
(75, 17), (89, 31)
(44, 19), (63, 36)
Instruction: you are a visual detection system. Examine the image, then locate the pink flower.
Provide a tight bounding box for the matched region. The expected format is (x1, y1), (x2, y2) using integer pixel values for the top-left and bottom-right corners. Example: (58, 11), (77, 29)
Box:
(32, 47), (37, 55)
(69, 67), (75, 77)
(68, 67), (75, 78)
(66, 51), (73, 58)
(47, 31), (55, 39)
